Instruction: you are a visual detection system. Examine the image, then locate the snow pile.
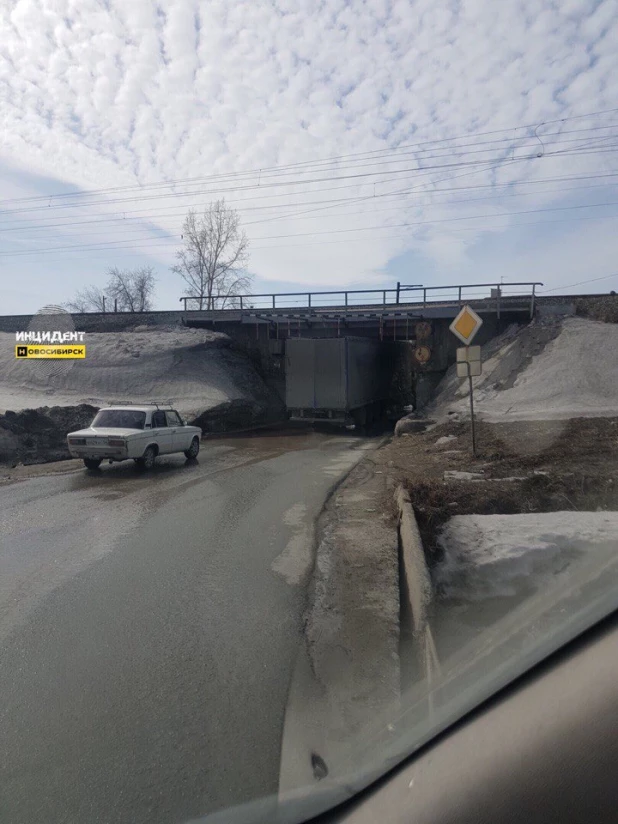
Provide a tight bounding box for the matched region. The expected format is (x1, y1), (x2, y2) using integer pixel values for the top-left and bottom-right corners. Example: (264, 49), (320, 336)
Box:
(434, 435), (457, 446)
(431, 317), (618, 422)
(435, 511), (618, 601)
(0, 328), (273, 417)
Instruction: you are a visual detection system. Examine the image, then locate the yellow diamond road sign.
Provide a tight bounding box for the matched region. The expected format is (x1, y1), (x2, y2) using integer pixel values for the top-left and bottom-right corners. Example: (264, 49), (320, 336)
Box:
(449, 305), (483, 345)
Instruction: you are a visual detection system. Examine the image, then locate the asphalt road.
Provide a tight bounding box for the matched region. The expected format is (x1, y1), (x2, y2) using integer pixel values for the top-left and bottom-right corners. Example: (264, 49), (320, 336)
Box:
(0, 429), (375, 824)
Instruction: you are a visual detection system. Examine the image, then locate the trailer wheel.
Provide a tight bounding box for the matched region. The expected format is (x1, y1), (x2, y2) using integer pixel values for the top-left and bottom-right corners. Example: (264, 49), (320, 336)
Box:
(369, 400), (383, 426)
(352, 407), (367, 429)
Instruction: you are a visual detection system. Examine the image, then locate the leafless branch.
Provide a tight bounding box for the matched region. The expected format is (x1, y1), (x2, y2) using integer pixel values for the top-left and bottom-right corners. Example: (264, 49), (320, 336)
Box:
(171, 199), (251, 309)
(64, 286), (107, 313)
(106, 266), (156, 312)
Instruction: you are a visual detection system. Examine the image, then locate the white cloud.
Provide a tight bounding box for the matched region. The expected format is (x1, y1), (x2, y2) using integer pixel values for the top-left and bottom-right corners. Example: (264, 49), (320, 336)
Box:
(1, 0), (618, 307)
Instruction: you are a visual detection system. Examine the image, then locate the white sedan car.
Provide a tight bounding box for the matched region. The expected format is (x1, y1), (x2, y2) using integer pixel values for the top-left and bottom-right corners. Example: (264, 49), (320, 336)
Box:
(67, 405), (202, 470)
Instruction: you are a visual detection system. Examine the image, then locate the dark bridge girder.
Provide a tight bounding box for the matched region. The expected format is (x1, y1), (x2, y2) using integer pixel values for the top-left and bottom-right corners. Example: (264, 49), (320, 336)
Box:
(183, 295), (536, 340)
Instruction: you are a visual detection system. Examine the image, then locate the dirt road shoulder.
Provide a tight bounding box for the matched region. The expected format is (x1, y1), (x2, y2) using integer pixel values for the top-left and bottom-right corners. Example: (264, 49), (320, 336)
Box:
(279, 447), (400, 795)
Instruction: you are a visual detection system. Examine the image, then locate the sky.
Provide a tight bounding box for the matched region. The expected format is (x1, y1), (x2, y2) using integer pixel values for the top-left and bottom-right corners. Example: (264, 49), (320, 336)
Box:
(1, 0), (618, 313)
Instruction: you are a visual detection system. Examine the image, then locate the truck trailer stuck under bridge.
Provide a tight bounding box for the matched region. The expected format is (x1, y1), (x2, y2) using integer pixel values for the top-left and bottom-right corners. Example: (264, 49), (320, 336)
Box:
(285, 337), (392, 426)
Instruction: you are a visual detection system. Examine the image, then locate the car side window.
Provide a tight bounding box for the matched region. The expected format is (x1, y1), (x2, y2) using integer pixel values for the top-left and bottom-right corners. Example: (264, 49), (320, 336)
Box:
(165, 410), (182, 426)
(152, 411), (167, 428)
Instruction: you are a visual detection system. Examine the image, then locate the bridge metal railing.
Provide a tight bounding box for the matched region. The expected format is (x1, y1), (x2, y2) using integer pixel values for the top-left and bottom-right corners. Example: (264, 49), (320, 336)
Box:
(179, 281), (543, 319)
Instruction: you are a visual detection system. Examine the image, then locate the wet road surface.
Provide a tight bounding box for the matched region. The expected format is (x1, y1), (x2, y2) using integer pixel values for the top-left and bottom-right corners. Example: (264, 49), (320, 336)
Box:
(0, 430), (376, 824)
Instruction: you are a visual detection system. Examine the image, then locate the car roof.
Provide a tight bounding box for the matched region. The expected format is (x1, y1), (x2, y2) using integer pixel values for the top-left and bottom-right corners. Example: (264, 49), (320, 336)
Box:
(101, 405), (175, 413)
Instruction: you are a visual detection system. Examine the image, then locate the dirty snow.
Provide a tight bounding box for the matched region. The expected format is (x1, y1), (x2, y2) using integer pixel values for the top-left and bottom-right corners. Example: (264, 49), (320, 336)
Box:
(0, 329), (263, 417)
(434, 435), (457, 446)
(443, 470), (485, 481)
(435, 511), (618, 601)
(431, 318), (618, 422)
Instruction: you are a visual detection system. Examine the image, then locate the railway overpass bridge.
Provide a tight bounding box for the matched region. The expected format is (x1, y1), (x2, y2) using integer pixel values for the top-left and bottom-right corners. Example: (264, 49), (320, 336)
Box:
(179, 281), (542, 340)
(180, 281), (546, 410)
(0, 281), (570, 414)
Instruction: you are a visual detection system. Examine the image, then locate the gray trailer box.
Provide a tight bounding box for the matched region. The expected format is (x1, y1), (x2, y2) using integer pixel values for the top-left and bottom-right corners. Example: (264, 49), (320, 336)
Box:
(286, 337), (384, 420)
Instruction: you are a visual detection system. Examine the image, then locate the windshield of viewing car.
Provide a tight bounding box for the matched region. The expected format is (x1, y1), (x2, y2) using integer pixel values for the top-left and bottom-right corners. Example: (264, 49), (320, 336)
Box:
(91, 410), (146, 430)
(2, 2), (618, 824)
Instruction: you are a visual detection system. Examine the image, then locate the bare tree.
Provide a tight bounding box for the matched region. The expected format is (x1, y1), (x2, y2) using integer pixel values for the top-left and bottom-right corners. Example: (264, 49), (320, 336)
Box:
(64, 286), (106, 313)
(65, 267), (156, 313)
(107, 266), (156, 312)
(172, 200), (251, 309)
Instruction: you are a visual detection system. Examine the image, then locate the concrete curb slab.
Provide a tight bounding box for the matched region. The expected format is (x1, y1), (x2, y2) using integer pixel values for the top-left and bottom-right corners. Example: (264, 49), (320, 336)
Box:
(395, 484), (432, 634)
(395, 484), (441, 689)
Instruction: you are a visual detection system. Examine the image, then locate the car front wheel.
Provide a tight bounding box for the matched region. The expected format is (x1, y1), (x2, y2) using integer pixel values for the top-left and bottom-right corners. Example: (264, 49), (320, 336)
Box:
(136, 445), (157, 470)
(184, 437), (200, 459)
(83, 458), (102, 470)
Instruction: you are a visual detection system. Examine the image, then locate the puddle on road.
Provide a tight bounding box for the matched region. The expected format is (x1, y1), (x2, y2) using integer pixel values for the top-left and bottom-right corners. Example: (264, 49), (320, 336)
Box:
(271, 530), (313, 586)
(88, 490), (126, 502)
(208, 430), (337, 455)
(0, 487), (150, 644)
(283, 503), (308, 527)
(272, 503), (314, 586)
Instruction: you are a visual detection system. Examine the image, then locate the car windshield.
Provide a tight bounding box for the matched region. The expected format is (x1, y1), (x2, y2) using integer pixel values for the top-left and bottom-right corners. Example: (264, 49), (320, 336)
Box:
(91, 410), (146, 430)
(3, 2), (618, 824)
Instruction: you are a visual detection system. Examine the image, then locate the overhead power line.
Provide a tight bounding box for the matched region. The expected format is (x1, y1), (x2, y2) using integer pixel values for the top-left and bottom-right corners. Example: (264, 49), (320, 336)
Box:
(1, 138), (614, 220)
(5, 170), (618, 236)
(3, 106), (618, 273)
(539, 273), (618, 292)
(11, 179), (618, 243)
(4, 198), (618, 258)
(5, 211), (618, 262)
(0, 106), (618, 210)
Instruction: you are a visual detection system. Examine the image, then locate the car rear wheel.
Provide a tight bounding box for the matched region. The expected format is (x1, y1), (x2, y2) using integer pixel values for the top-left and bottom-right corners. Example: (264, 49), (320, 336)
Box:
(184, 437), (200, 459)
(136, 445), (157, 470)
(83, 458), (102, 470)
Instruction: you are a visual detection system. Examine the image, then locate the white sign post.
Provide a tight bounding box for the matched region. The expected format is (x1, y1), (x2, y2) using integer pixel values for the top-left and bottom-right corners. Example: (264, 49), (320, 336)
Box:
(456, 345), (481, 378)
(450, 307), (483, 456)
